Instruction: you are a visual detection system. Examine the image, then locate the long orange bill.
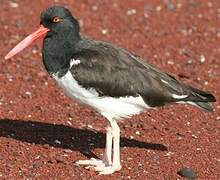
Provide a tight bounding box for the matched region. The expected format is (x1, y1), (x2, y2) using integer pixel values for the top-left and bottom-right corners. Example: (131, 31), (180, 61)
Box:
(5, 25), (49, 60)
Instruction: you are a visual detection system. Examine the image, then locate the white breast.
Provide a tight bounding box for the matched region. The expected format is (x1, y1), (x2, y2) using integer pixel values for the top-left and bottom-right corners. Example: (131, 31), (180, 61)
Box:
(53, 70), (150, 120)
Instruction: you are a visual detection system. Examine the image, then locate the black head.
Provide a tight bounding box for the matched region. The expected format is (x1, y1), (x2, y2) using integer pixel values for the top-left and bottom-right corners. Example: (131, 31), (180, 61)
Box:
(5, 6), (81, 75)
(40, 6), (80, 36)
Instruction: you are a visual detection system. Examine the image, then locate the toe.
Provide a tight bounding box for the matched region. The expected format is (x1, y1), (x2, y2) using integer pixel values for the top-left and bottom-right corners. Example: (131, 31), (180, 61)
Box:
(75, 158), (103, 166)
(96, 165), (122, 175)
(98, 168), (115, 175)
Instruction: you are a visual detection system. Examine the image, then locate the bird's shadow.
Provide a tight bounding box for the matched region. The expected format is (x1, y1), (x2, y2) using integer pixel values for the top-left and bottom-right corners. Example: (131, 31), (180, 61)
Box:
(0, 119), (167, 158)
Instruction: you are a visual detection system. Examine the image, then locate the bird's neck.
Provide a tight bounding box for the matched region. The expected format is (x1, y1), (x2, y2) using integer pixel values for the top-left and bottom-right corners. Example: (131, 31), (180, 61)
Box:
(42, 32), (81, 77)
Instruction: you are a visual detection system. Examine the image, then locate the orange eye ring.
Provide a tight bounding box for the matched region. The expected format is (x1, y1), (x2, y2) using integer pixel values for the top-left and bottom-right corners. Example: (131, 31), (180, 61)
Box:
(52, 16), (61, 23)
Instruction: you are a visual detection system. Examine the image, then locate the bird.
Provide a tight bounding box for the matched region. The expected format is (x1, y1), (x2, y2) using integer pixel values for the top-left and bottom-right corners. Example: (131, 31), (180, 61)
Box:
(5, 6), (216, 175)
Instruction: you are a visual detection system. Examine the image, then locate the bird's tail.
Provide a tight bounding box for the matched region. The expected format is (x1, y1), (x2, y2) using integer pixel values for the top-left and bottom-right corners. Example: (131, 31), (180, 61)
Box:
(183, 86), (216, 112)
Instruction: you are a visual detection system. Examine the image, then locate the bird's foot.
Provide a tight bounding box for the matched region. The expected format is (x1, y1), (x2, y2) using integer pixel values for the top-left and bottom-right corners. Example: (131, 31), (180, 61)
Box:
(75, 158), (105, 166)
(75, 158), (121, 175)
(93, 164), (122, 175)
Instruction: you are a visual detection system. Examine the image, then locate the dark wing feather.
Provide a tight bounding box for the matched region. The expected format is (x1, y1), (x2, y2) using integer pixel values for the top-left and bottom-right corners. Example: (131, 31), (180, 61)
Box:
(70, 39), (215, 107)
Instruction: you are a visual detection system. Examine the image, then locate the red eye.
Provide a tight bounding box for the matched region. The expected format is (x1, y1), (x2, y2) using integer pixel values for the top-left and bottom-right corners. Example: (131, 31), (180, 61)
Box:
(52, 16), (61, 23)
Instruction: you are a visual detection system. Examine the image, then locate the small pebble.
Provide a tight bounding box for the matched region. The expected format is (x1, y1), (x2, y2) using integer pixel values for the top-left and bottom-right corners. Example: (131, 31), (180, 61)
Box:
(207, 2), (213, 8)
(187, 59), (193, 64)
(178, 167), (198, 179)
(135, 131), (140, 135)
(64, 149), (73, 153)
(156, 6), (163, 12)
(54, 140), (61, 144)
(200, 55), (205, 63)
(67, 121), (72, 126)
(204, 81), (208, 85)
(191, 134), (198, 139)
(92, 5), (98, 11)
(87, 124), (93, 128)
(167, 60), (174, 65)
(32, 49), (38, 54)
(25, 91), (32, 96)
(101, 29), (108, 35)
(197, 14), (203, 18)
(10, 1), (19, 8)
(165, 151), (174, 156)
(127, 9), (136, 16)
(35, 155), (40, 160)
(130, 135), (134, 139)
(177, 3), (182, 9)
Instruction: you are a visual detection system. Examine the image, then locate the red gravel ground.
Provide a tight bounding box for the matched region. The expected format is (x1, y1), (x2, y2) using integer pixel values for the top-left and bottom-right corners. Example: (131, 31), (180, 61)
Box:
(0, 0), (219, 179)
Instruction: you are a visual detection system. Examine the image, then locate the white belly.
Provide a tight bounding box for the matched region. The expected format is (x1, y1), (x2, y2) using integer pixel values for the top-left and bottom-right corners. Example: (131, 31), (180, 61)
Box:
(53, 71), (150, 120)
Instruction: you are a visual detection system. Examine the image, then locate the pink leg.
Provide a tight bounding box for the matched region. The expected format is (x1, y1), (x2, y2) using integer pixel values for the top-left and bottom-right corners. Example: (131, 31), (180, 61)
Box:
(76, 117), (122, 175)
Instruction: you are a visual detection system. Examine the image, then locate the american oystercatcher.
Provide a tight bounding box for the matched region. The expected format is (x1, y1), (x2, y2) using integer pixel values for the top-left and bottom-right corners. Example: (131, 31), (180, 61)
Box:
(5, 6), (216, 174)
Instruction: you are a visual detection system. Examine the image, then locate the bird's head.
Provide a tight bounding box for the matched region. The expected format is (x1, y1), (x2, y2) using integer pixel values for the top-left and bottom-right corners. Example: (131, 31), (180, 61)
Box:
(5, 6), (79, 60)
(40, 6), (79, 36)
